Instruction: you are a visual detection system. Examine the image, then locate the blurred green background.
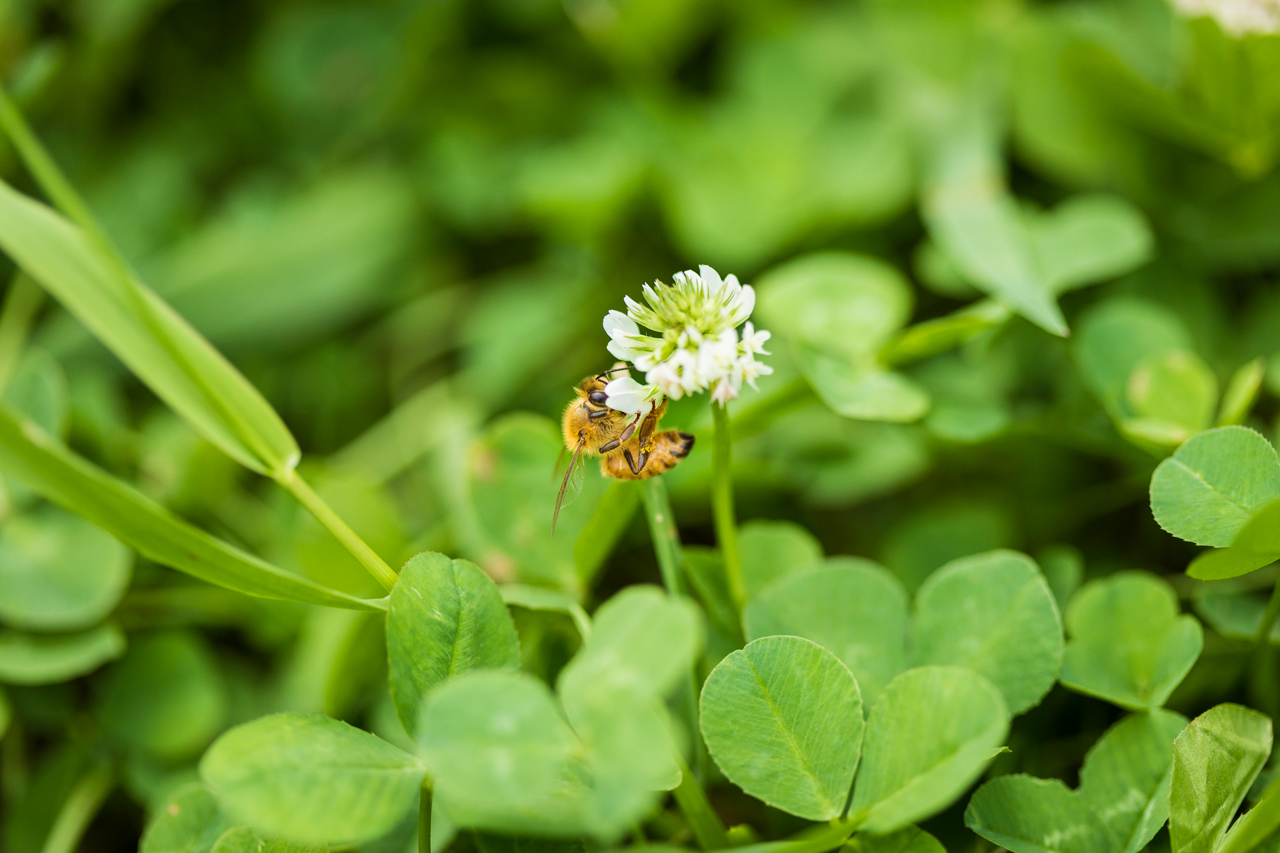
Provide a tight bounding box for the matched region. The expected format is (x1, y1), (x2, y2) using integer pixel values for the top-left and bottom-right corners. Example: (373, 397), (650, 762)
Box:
(3, 0), (1280, 849)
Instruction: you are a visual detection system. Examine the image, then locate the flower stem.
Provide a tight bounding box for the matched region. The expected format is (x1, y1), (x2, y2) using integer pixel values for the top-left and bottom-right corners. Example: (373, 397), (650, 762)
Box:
(640, 478), (724, 846)
(671, 746), (730, 851)
(418, 783), (432, 853)
(641, 477), (686, 597)
(0, 273), (42, 394)
(711, 402), (745, 612)
(728, 819), (858, 853)
(279, 468), (398, 591)
(1256, 577), (1280, 647)
(40, 761), (113, 853)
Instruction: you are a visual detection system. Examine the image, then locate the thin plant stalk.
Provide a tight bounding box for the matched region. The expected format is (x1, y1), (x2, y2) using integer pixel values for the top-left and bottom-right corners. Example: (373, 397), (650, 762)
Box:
(671, 743), (730, 851)
(711, 402), (745, 611)
(279, 468), (398, 591)
(1255, 578), (1280, 647)
(418, 783), (432, 853)
(0, 85), (397, 594)
(0, 273), (42, 392)
(40, 762), (113, 853)
(641, 477), (722, 842)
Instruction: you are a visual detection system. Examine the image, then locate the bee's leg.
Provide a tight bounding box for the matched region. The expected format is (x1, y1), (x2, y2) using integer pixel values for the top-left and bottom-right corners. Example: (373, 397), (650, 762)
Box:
(624, 447), (641, 475)
(631, 399), (667, 473)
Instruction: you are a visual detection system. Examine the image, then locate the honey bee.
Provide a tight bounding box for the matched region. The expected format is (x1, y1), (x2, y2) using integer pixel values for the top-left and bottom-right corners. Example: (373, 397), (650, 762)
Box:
(554, 365), (695, 532)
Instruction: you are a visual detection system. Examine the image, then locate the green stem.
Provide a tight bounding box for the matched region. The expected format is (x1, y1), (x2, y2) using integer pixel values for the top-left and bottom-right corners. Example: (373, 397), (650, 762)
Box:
(279, 468), (398, 591)
(711, 402), (745, 613)
(0, 273), (42, 394)
(419, 783), (432, 853)
(641, 477), (721, 840)
(641, 477), (686, 596)
(0, 87), (107, 247)
(40, 762), (113, 853)
(1256, 578), (1280, 647)
(728, 820), (859, 853)
(671, 748), (730, 851)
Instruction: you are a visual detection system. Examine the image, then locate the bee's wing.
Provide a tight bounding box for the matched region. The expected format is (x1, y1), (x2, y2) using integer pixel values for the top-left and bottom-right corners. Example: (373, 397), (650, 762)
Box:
(553, 440), (587, 535)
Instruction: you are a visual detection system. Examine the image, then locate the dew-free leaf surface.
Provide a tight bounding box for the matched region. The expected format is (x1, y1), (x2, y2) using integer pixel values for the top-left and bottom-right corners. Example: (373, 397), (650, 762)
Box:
(209, 826), (326, 853)
(386, 551), (519, 735)
(1169, 704), (1272, 853)
(1150, 427), (1280, 548)
(700, 636), (863, 821)
(98, 631), (226, 760)
(139, 783), (233, 853)
(0, 178), (299, 474)
(912, 549), (1063, 714)
(0, 405), (383, 610)
(967, 710), (1186, 853)
(1060, 572), (1202, 710)
(844, 826), (945, 853)
(416, 670), (581, 836)
(1078, 710), (1189, 853)
(201, 713), (425, 846)
(850, 666), (1009, 833)
(966, 775), (1108, 853)
(743, 557), (908, 702)
(737, 519), (824, 602)
(556, 584), (701, 710)
(0, 622), (124, 684)
(0, 506), (131, 631)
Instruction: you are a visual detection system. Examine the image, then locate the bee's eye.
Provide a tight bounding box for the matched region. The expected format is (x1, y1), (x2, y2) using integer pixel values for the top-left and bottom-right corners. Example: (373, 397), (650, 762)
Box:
(588, 391), (608, 405)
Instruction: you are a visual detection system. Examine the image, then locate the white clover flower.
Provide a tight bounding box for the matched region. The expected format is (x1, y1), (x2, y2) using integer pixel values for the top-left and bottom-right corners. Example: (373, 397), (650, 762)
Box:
(1171, 0), (1280, 34)
(600, 264), (771, 410)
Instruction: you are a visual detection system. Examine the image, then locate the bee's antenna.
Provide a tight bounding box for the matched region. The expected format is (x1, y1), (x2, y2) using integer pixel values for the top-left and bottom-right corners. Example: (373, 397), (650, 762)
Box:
(595, 365), (632, 381)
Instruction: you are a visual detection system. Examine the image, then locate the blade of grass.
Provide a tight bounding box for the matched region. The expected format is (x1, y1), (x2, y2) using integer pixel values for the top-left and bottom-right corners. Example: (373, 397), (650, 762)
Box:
(0, 404), (385, 611)
(0, 272), (42, 393)
(0, 92), (395, 589)
(39, 760), (113, 853)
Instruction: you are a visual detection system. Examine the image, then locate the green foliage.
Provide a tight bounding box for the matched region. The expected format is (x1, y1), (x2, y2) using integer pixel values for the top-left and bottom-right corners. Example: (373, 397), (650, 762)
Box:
(913, 550), (1063, 714)
(744, 558), (908, 701)
(6, 0), (1280, 850)
(851, 666), (1009, 833)
(99, 631), (227, 760)
(1060, 572), (1203, 710)
(1169, 704), (1273, 853)
(700, 636), (863, 821)
(1151, 427), (1280, 548)
(200, 713), (426, 846)
(967, 710), (1187, 853)
(386, 552), (519, 736)
(0, 506), (130, 630)
(0, 622), (125, 684)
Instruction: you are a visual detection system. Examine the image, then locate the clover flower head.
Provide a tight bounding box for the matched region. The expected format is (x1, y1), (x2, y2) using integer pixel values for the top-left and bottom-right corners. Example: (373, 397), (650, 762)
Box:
(1171, 0), (1280, 35)
(600, 265), (771, 412)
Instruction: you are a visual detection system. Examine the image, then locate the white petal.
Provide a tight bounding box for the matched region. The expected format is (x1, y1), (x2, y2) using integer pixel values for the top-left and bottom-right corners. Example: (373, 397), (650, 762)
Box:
(603, 377), (646, 414)
(603, 310), (639, 338)
(699, 265), (724, 297)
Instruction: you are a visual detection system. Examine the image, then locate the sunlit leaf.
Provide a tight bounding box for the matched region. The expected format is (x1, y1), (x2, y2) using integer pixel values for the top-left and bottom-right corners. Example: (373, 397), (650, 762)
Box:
(0, 178), (298, 475)
(850, 666), (1009, 833)
(386, 552), (519, 736)
(0, 405), (383, 611)
(1169, 704), (1272, 853)
(0, 623), (125, 684)
(743, 558), (908, 702)
(139, 783), (233, 853)
(0, 506), (131, 631)
(1060, 572), (1202, 710)
(913, 550), (1063, 715)
(701, 636), (863, 821)
(738, 519), (824, 601)
(201, 713), (425, 846)
(1150, 427), (1280, 548)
